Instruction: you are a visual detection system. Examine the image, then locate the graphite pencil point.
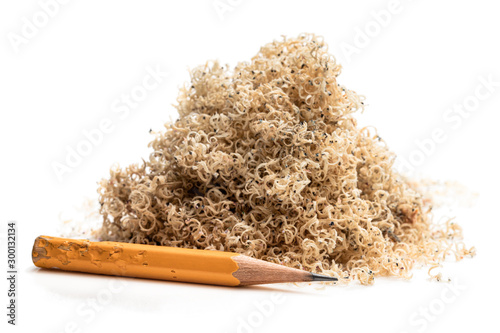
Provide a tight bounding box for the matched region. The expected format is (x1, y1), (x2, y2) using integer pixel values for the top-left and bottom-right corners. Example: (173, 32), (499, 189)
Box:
(310, 273), (338, 282)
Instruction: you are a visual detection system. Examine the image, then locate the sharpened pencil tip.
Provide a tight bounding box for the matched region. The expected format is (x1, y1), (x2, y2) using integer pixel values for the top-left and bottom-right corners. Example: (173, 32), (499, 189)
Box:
(311, 273), (338, 282)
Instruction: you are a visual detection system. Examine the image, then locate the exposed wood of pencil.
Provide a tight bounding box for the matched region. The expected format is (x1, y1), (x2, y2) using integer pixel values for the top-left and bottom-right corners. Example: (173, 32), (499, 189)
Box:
(32, 236), (337, 286)
(233, 255), (328, 285)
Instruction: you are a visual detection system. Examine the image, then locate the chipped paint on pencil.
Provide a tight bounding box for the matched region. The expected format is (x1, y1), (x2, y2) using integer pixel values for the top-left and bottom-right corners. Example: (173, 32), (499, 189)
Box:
(32, 236), (241, 286)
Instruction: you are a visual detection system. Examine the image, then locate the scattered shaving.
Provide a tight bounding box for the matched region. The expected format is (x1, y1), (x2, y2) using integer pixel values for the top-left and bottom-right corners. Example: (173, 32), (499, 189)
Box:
(407, 179), (478, 209)
(96, 34), (474, 285)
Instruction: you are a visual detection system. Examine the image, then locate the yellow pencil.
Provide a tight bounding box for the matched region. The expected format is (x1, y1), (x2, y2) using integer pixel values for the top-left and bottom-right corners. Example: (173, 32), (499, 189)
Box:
(32, 236), (337, 286)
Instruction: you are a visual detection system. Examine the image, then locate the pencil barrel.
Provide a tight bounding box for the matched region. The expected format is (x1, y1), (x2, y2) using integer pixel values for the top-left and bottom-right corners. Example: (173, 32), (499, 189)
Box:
(32, 236), (241, 286)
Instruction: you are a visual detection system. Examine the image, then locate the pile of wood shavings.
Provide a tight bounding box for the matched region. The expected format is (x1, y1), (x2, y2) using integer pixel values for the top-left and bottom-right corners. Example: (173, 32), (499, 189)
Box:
(97, 34), (474, 285)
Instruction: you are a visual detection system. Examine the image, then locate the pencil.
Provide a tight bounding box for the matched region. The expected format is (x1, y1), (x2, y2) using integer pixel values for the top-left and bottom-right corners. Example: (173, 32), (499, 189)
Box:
(32, 236), (337, 286)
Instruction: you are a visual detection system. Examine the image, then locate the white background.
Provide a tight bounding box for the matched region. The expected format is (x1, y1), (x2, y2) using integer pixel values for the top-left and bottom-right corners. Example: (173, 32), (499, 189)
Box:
(1, 0), (499, 332)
